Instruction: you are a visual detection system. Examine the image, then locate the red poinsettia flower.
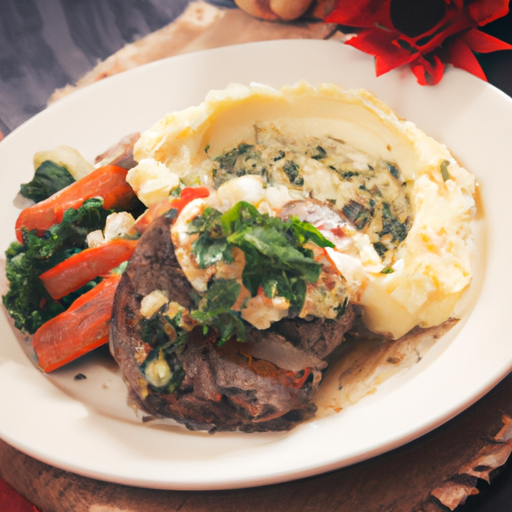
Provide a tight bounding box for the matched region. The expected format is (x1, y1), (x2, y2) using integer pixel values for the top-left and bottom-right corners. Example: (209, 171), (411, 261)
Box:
(325, 0), (512, 85)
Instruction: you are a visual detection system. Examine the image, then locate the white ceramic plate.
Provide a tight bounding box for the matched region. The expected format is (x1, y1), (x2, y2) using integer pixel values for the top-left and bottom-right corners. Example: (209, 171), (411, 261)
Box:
(0, 39), (510, 491)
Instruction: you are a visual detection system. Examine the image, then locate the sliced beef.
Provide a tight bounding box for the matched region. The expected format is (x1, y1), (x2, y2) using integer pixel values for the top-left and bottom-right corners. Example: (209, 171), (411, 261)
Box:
(270, 310), (355, 360)
(110, 214), (354, 432)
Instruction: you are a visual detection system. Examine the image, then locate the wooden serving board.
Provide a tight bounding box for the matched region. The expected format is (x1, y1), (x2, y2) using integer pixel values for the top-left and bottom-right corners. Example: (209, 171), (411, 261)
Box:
(2, 372), (512, 512)
(1, 3), (512, 511)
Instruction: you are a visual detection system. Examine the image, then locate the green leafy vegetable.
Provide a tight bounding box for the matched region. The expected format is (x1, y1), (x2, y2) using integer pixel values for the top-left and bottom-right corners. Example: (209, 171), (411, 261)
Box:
(373, 241), (387, 258)
(2, 198), (111, 333)
(342, 200), (372, 230)
(3, 243), (65, 334)
(273, 150), (285, 161)
(289, 217), (335, 249)
(379, 202), (409, 243)
(282, 160), (304, 186)
(311, 146), (327, 160)
(189, 201), (334, 315)
(19, 161), (75, 203)
(211, 143), (266, 187)
(139, 307), (189, 393)
(190, 207), (234, 269)
(141, 344), (185, 393)
(191, 279), (245, 345)
(215, 143), (254, 171)
(140, 315), (171, 348)
(385, 162), (400, 180)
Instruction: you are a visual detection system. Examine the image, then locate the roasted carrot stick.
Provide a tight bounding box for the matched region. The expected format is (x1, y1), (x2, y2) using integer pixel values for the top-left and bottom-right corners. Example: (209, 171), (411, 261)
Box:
(39, 239), (137, 299)
(15, 165), (137, 242)
(32, 273), (121, 372)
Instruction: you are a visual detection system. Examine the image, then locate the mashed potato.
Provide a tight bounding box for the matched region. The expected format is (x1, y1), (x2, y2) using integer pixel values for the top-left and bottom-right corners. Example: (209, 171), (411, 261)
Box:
(127, 81), (476, 339)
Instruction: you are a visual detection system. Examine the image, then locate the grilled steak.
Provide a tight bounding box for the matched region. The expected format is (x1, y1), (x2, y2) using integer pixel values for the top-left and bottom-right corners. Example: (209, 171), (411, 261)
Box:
(110, 214), (354, 432)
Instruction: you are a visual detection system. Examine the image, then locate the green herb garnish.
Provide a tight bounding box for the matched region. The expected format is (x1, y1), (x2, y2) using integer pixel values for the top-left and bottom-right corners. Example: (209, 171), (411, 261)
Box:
(379, 202), (408, 243)
(441, 160), (451, 181)
(385, 162), (400, 180)
(189, 207), (234, 269)
(191, 279), (245, 346)
(342, 200), (372, 230)
(282, 161), (304, 186)
(189, 200), (334, 334)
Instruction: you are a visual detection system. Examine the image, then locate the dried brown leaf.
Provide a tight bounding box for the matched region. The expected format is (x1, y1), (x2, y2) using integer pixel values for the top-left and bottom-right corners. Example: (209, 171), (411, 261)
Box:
(431, 479), (479, 510)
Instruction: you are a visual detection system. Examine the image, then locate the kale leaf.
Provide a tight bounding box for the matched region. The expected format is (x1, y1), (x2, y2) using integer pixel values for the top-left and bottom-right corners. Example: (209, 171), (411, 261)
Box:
(3, 242), (66, 334)
(3, 198), (111, 334)
(19, 161), (75, 203)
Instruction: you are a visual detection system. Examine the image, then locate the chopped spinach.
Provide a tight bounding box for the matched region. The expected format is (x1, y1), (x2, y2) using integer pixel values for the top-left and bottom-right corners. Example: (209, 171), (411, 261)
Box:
(211, 143), (266, 187)
(341, 170), (359, 180)
(373, 241), (388, 258)
(342, 200), (372, 230)
(141, 343), (185, 393)
(385, 162), (400, 180)
(19, 160), (75, 203)
(273, 150), (285, 161)
(191, 279), (245, 345)
(282, 161), (304, 186)
(140, 315), (171, 347)
(214, 143), (254, 171)
(379, 202), (409, 243)
(311, 146), (327, 160)
(334, 297), (348, 318)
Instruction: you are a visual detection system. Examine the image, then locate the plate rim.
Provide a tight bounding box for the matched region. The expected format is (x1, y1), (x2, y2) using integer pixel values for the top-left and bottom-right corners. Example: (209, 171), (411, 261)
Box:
(0, 38), (511, 490)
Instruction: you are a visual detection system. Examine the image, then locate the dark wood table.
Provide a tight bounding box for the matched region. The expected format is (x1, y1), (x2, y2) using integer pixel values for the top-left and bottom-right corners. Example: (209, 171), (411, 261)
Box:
(1, 1), (512, 511)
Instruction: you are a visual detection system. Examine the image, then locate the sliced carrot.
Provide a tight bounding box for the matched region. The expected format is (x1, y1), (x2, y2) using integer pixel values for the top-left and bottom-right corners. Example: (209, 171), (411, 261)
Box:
(15, 165), (137, 242)
(39, 239), (137, 299)
(134, 186), (210, 233)
(32, 273), (121, 372)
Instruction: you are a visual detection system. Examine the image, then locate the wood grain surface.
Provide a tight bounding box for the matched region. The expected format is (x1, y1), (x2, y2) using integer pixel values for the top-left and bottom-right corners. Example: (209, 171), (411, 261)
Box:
(2, 2), (512, 512)
(2, 371), (512, 512)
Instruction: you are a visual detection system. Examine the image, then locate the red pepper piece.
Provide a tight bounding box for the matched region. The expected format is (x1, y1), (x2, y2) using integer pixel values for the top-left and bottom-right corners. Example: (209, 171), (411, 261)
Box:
(134, 186), (210, 233)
